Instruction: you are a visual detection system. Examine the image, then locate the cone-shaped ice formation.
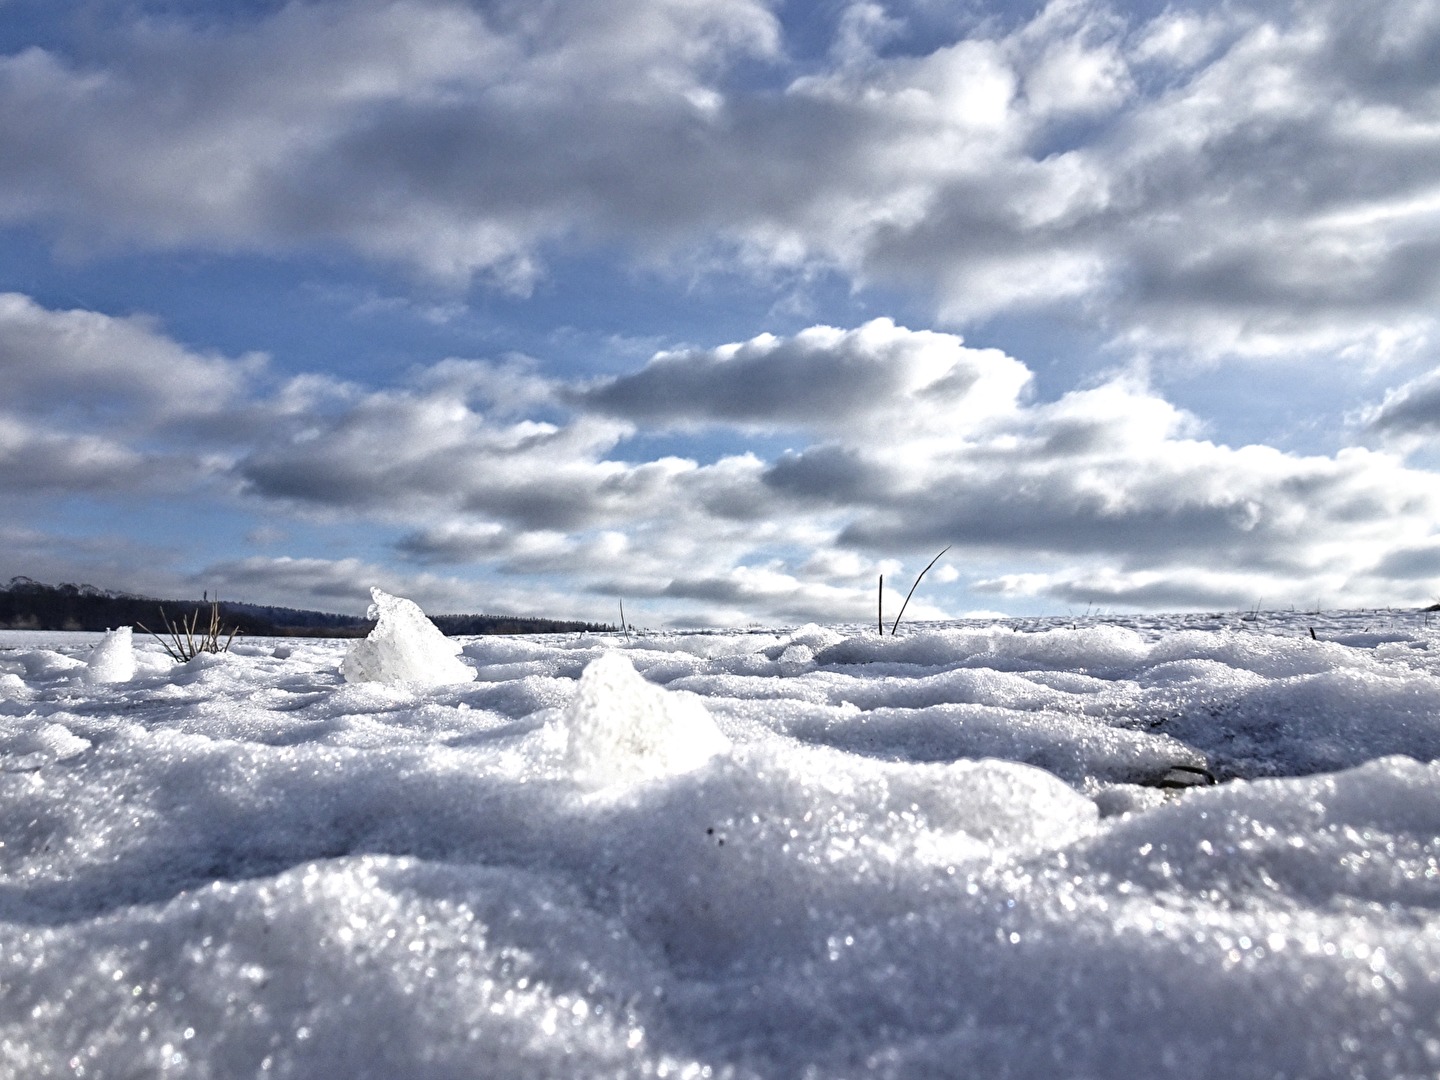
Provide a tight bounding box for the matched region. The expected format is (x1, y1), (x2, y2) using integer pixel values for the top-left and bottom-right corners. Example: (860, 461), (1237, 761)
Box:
(341, 588), (476, 685)
(86, 626), (136, 684)
(561, 650), (730, 787)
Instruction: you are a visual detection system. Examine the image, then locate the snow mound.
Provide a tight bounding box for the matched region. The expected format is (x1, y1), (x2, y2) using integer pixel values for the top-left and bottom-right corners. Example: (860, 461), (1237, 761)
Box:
(340, 589), (476, 686)
(786, 622), (844, 650)
(778, 642), (814, 665)
(85, 626), (135, 684)
(893, 756), (1099, 853)
(1, 717), (90, 770)
(560, 651), (730, 787)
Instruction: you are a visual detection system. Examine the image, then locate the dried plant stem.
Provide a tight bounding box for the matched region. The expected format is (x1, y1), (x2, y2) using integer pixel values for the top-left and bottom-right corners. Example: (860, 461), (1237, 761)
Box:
(138, 600), (239, 662)
(890, 546), (952, 636)
(877, 575), (884, 635)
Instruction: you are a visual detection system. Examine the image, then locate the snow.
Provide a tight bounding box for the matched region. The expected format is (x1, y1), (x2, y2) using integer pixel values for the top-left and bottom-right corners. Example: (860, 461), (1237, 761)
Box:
(85, 626), (135, 684)
(3, 608), (1440, 1077)
(340, 587), (477, 686)
(557, 650), (731, 789)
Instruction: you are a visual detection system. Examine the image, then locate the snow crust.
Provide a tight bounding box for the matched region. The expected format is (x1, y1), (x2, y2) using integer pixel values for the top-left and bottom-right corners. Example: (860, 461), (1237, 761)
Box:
(4, 609), (1440, 1077)
(340, 588), (476, 686)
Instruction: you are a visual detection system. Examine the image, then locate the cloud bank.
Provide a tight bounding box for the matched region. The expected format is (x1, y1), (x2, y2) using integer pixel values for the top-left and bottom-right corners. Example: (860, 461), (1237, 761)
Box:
(6, 290), (1440, 623)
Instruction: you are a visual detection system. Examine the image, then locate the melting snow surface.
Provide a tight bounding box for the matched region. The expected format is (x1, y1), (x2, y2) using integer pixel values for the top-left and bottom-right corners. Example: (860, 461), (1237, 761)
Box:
(3, 609), (1440, 1077)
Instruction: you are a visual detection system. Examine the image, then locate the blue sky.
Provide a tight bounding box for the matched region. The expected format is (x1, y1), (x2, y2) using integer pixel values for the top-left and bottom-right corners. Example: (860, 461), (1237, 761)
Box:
(4, 0), (1440, 626)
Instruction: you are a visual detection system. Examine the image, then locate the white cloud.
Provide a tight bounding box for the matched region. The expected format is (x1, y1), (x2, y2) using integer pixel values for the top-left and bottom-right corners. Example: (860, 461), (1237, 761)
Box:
(0, 292), (253, 425)
(973, 567), (1309, 612)
(0, 415), (155, 493)
(1023, 37), (1132, 118)
(207, 312), (1440, 616)
(9, 293), (1440, 622)
(1129, 11), (1229, 69)
(0, 0), (1435, 365)
(0, 0), (782, 286)
(0, 293), (266, 493)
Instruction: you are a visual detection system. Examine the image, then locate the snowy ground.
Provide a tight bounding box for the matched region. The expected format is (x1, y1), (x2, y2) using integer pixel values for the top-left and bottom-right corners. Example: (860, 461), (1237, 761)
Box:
(4, 607), (1440, 1078)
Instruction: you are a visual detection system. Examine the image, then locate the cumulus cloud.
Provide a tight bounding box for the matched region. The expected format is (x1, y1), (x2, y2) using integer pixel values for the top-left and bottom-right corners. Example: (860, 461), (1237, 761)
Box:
(578, 318), (1030, 432)
(217, 312), (1440, 616)
(832, 381), (1436, 573)
(9, 290), (1440, 621)
(0, 0), (781, 287)
(0, 292), (253, 425)
(657, 564), (920, 625)
(0, 416), (156, 494)
(0, 0), (1436, 363)
(0, 293), (266, 493)
(1370, 542), (1440, 582)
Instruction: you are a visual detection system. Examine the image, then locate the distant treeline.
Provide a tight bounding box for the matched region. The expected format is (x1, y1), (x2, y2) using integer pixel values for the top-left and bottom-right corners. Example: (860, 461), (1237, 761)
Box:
(0, 578), (611, 637)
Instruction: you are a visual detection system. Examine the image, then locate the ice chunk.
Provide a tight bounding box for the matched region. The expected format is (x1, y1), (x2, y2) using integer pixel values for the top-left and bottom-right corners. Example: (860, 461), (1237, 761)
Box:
(560, 651), (730, 787)
(85, 626), (136, 684)
(340, 589), (476, 686)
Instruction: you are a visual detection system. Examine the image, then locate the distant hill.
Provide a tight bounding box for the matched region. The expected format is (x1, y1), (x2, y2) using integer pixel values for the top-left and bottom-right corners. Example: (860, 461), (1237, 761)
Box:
(0, 577), (611, 637)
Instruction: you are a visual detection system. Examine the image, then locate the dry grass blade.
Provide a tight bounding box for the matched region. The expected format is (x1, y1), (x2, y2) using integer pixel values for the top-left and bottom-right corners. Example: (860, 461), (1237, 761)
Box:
(138, 600), (240, 661)
(890, 546), (952, 636)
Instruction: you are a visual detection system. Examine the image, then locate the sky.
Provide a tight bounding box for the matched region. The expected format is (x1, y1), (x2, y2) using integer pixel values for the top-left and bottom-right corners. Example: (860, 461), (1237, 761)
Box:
(3, 0), (1440, 627)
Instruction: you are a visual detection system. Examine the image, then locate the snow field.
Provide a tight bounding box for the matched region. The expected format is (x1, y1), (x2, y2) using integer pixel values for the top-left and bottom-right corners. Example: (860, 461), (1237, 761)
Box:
(1, 610), (1440, 1077)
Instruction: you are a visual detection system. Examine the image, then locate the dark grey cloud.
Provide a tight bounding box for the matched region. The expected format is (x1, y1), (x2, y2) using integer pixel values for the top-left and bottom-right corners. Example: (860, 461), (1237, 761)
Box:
(1371, 544), (1440, 581)
(656, 570), (880, 623)
(762, 445), (896, 504)
(998, 574), (1259, 612)
(1368, 370), (1440, 436)
(834, 437), (1435, 574)
(0, 421), (161, 494)
(578, 319), (1030, 432)
(582, 331), (936, 427)
(238, 411), (640, 529)
(0, 293), (272, 496)
(181, 554), (589, 620)
(395, 523), (515, 564)
(199, 556), (377, 608)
